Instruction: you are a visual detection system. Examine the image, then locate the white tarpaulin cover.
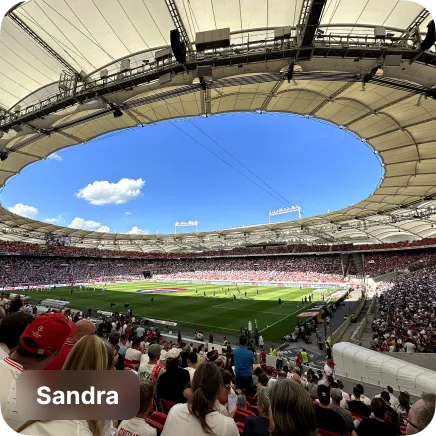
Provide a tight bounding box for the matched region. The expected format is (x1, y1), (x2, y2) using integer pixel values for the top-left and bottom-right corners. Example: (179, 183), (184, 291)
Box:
(333, 342), (436, 396)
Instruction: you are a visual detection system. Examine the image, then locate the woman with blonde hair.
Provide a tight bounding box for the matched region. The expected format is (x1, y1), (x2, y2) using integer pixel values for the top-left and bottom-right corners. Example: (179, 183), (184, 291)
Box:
(17, 335), (113, 436)
(268, 379), (317, 436)
(242, 387), (270, 436)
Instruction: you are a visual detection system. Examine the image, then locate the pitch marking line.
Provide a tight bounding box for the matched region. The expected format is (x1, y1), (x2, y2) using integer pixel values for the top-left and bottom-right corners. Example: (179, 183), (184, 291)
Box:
(211, 304), (287, 315)
(259, 302), (314, 333)
(163, 319), (239, 332)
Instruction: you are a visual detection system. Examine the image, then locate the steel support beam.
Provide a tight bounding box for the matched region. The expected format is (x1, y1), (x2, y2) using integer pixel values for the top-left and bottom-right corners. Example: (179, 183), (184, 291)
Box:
(401, 8), (430, 39)
(165, 0), (193, 55)
(297, 0), (327, 59)
(8, 11), (77, 75)
(260, 80), (283, 111)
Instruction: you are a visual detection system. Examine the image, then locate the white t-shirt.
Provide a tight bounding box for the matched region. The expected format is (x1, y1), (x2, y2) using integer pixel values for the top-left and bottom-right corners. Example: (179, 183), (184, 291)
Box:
(404, 342), (416, 353)
(323, 364), (333, 377)
(20, 420), (112, 436)
(161, 403), (239, 436)
(116, 417), (157, 436)
(0, 357), (25, 430)
(276, 350), (283, 360)
(186, 367), (196, 381)
(0, 343), (10, 360)
(125, 348), (142, 362)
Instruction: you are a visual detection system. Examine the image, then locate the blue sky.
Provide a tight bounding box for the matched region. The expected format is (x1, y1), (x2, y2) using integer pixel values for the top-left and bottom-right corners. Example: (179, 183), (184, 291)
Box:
(1, 113), (382, 235)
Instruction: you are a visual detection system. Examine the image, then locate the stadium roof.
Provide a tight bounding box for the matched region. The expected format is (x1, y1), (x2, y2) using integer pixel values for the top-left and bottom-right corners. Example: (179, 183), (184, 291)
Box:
(0, 0), (436, 252)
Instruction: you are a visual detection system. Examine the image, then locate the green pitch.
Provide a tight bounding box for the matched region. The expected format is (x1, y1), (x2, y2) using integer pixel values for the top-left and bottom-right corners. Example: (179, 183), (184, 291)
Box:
(18, 282), (336, 343)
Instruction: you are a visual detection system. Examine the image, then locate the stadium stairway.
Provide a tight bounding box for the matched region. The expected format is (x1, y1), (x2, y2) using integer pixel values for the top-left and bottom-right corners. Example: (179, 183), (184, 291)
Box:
(359, 299), (380, 349)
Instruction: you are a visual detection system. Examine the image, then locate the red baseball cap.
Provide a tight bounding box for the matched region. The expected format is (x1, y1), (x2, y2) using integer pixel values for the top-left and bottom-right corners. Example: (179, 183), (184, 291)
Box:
(20, 314), (74, 356)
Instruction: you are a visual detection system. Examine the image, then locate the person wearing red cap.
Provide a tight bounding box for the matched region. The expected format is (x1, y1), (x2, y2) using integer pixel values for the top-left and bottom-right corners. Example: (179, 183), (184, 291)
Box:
(0, 313), (73, 430)
(44, 319), (96, 370)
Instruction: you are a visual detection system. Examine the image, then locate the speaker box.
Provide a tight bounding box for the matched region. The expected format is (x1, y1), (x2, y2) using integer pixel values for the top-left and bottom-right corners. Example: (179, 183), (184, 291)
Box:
(170, 29), (186, 64)
(143, 271), (152, 279)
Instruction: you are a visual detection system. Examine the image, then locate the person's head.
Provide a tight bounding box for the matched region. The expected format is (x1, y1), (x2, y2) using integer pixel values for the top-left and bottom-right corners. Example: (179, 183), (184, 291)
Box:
(131, 337), (141, 349)
(165, 348), (181, 369)
(331, 388), (343, 406)
(190, 362), (223, 433)
(311, 374), (319, 384)
(327, 375), (334, 385)
(12, 313), (74, 369)
(72, 319), (96, 342)
(254, 367), (263, 377)
(187, 352), (198, 368)
(398, 392), (411, 412)
(337, 380), (344, 390)
(239, 335), (247, 346)
(317, 384), (331, 406)
(137, 380), (155, 418)
(387, 386), (394, 395)
(108, 333), (120, 347)
(406, 393), (436, 435)
(0, 312), (34, 353)
(147, 344), (162, 363)
(218, 368), (233, 404)
(258, 373), (269, 386)
(256, 386), (270, 417)
(381, 391), (391, 404)
(63, 335), (111, 370)
(268, 380), (317, 436)
(353, 386), (362, 399)
(371, 397), (388, 420)
(120, 334), (128, 344)
(356, 384), (365, 395)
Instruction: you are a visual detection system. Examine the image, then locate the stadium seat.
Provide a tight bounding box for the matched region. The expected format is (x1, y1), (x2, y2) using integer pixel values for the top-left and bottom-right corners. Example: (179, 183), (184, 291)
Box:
(234, 410), (250, 424)
(236, 422), (245, 434)
(237, 406), (255, 416)
(150, 412), (167, 425)
(145, 419), (164, 435)
(246, 395), (256, 406)
(317, 429), (341, 436)
(160, 398), (176, 415)
(351, 413), (365, 422)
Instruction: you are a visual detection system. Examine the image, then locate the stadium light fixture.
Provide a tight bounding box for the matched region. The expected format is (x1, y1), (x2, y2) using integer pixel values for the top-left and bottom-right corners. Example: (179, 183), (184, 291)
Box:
(175, 220), (198, 234)
(269, 206), (301, 222)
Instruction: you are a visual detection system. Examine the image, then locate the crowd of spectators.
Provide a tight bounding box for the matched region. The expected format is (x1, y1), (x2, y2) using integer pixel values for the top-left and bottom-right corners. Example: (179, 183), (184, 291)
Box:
(151, 256), (346, 284)
(0, 256), (145, 285)
(2, 237), (436, 260)
(1, 250), (436, 287)
(371, 267), (436, 353)
(0, 301), (434, 436)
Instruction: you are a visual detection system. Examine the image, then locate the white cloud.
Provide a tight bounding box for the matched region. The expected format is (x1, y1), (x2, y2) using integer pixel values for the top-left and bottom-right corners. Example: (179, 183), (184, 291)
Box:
(44, 215), (64, 224)
(76, 178), (145, 205)
(125, 211), (132, 215)
(47, 152), (62, 161)
(128, 226), (148, 235)
(8, 203), (38, 219)
(68, 217), (110, 233)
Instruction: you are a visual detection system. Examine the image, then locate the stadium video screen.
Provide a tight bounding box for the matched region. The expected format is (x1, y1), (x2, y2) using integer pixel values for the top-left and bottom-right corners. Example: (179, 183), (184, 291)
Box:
(47, 236), (71, 247)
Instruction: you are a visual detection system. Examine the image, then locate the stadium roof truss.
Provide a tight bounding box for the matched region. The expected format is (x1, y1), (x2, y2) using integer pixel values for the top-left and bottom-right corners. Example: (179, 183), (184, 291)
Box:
(1, 0), (436, 252)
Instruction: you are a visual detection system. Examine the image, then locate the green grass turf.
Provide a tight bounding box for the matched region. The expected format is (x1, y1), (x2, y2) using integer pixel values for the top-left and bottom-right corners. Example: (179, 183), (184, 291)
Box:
(16, 282), (337, 343)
